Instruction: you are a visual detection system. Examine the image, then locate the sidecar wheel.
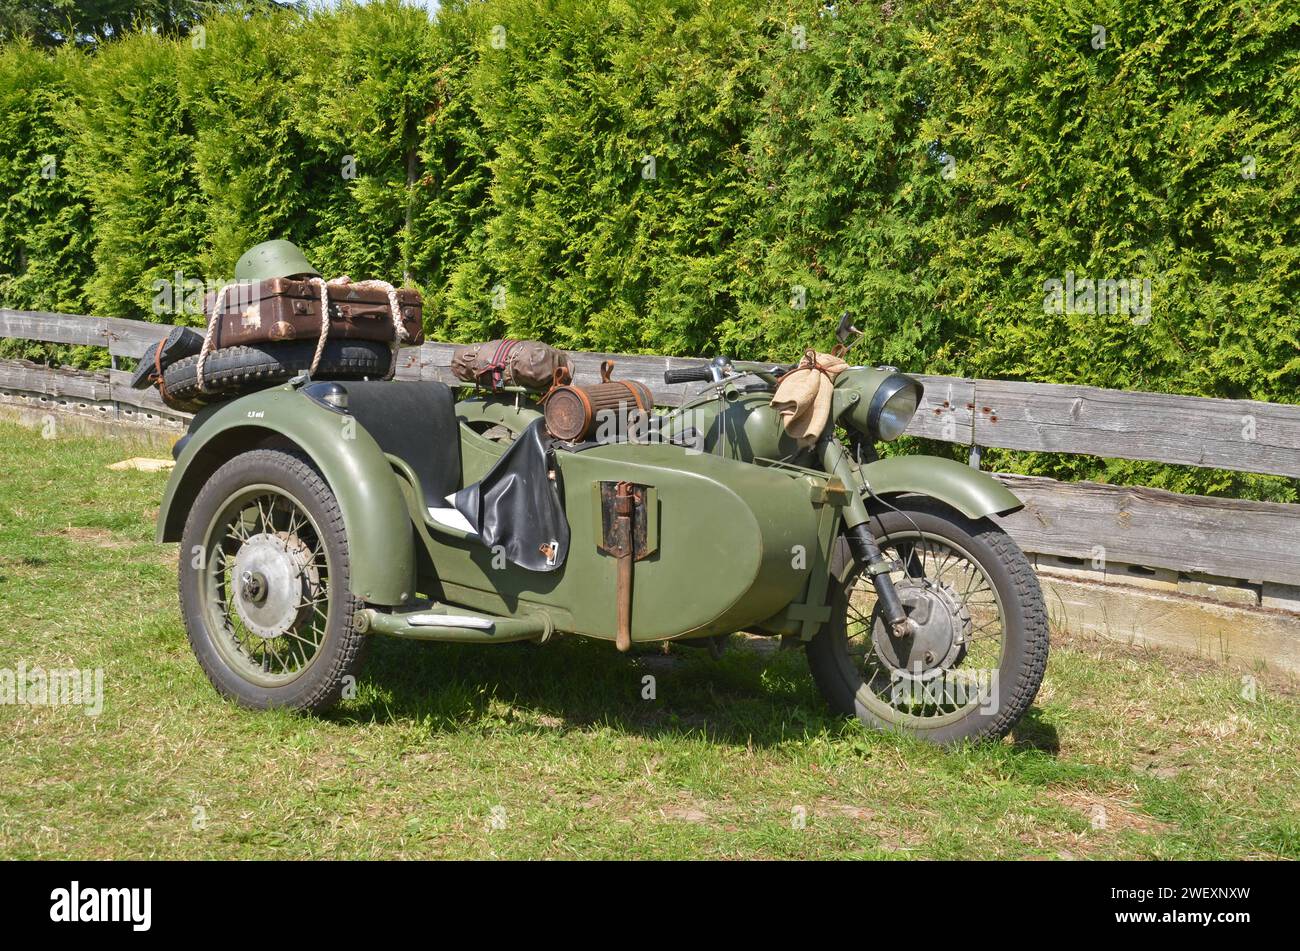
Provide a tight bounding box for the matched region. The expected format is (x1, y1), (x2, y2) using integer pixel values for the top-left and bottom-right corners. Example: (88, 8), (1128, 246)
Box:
(807, 498), (1048, 745)
(178, 449), (367, 712)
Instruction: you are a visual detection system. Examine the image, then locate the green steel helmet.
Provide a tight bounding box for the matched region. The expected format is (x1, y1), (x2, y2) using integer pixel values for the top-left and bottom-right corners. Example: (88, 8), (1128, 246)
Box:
(234, 239), (320, 282)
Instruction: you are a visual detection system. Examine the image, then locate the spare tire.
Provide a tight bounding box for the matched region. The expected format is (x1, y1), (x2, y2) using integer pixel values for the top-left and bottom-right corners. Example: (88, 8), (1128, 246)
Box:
(162, 339), (392, 410)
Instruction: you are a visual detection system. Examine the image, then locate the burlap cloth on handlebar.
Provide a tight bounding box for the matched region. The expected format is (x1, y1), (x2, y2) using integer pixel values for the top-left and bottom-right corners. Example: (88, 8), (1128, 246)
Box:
(771, 349), (849, 447)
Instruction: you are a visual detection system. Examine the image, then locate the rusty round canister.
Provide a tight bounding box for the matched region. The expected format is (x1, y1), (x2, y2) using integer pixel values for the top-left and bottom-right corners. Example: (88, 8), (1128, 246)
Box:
(544, 380), (653, 442)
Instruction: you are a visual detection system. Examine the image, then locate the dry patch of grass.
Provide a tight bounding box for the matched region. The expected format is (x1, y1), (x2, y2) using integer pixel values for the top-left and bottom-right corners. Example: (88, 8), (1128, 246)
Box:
(37, 526), (133, 548)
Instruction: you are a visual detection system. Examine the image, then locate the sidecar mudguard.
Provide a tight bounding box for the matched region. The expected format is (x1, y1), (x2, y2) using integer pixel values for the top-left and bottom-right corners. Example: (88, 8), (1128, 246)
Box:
(858, 455), (1023, 519)
(155, 386), (415, 605)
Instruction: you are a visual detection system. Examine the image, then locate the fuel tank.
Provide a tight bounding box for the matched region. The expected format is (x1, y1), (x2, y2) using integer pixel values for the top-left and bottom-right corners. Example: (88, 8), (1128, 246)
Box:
(660, 386), (808, 465)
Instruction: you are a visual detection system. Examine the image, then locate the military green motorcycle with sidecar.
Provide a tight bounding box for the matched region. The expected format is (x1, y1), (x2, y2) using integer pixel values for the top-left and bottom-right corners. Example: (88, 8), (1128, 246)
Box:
(157, 323), (1048, 745)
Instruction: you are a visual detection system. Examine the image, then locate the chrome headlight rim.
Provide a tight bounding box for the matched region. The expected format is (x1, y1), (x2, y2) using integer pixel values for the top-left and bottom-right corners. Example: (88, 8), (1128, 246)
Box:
(867, 373), (923, 441)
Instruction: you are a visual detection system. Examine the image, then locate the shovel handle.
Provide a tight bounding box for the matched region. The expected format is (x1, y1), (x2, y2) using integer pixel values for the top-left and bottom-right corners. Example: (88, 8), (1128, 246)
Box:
(614, 482), (635, 652)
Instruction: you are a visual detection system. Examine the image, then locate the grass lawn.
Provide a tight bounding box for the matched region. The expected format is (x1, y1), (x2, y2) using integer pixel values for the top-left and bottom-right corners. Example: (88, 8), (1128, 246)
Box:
(0, 418), (1296, 859)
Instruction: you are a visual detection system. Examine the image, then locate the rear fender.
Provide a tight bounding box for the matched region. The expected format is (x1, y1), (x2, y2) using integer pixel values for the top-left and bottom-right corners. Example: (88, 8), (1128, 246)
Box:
(156, 386), (415, 605)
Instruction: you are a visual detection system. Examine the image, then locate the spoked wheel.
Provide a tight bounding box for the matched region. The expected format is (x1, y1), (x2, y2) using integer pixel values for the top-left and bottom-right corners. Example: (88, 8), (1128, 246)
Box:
(179, 449), (367, 711)
(807, 498), (1048, 745)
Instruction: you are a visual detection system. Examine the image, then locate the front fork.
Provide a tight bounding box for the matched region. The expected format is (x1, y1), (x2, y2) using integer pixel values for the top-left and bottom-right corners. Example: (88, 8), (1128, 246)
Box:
(820, 438), (914, 637)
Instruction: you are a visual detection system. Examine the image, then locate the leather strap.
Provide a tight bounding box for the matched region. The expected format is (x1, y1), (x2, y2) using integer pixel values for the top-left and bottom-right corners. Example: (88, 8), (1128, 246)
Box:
(479, 338), (521, 390)
(614, 380), (649, 414)
(153, 338), (171, 403)
(537, 365), (572, 404)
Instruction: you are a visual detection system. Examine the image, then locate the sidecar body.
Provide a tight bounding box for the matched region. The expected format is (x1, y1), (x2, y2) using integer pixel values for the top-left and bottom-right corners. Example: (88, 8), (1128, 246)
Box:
(158, 379), (849, 647)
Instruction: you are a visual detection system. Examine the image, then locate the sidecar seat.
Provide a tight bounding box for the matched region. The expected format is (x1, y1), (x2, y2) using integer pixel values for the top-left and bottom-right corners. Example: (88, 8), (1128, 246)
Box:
(339, 381), (568, 572)
(340, 380), (463, 515)
(450, 419), (569, 572)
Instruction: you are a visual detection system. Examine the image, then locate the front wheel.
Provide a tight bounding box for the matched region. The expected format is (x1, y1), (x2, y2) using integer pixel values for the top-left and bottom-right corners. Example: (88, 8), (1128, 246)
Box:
(178, 449), (368, 712)
(807, 497), (1048, 745)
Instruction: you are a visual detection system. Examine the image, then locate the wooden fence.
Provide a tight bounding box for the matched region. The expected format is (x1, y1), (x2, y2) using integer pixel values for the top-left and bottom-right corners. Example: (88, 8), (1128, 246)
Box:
(4, 307), (1300, 613)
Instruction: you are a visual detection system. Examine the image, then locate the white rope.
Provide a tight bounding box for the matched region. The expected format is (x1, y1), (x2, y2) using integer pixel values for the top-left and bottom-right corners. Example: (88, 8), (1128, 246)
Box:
(193, 283), (231, 393)
(306, 277), (333, 376)
(195, 276), (409, 392)
(324, 277), (407, 380)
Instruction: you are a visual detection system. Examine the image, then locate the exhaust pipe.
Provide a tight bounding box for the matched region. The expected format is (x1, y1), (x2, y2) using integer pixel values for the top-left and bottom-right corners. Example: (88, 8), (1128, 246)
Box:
(358, 606), (553, 644)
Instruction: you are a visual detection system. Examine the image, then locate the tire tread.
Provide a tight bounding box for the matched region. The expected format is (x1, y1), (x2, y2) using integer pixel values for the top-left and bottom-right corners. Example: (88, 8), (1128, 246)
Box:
(162, 339), (391, 408)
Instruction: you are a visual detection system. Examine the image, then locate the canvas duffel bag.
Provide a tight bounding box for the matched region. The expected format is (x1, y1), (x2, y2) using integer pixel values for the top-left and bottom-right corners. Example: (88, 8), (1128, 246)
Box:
(450, 338), (571, 393)
(203, 277), (423, 349)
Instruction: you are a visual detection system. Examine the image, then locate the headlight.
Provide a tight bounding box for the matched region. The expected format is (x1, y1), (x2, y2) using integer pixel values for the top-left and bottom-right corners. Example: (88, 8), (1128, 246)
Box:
(873, 379), (915, 439)
(835, 367), (925, 441)
(861, 372), (922, 441)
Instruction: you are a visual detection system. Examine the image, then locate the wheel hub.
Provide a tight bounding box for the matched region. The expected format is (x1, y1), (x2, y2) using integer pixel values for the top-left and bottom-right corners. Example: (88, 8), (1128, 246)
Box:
(231, 532), (319, 639)
(871, 578), (971, 678)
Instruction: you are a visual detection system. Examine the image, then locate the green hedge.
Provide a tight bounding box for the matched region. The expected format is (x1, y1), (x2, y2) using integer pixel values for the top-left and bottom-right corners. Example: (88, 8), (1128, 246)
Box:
(1, 0), (1297, 496)
(735, 0), (1300, 498)
(0, 41), (90, 315)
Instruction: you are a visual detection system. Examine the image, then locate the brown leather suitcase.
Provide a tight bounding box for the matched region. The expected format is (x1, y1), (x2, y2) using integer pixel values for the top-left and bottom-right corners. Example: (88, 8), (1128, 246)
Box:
(204, 278), (423, 349)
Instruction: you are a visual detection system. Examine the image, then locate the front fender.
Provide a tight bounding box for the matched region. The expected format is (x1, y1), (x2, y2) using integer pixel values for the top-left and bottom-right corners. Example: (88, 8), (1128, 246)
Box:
(156, 386), (415, 605)
(857, 455), (1023, 520)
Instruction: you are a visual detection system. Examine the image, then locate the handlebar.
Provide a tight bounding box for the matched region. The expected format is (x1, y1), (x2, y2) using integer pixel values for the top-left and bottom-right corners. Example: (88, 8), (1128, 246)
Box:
(663, 366), (715, 385)
(664, 359), (797, 386)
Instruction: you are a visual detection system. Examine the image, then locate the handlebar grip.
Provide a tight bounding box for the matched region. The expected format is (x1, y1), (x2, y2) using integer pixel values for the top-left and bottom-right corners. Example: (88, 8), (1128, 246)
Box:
(663, 366), (714, 384)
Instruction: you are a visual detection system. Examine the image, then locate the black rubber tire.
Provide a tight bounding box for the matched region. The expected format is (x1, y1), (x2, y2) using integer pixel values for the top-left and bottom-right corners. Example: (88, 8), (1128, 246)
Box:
(178, 449), (368, 712)
(162, 339), (391, 408)
(807, 497), (1048, 745)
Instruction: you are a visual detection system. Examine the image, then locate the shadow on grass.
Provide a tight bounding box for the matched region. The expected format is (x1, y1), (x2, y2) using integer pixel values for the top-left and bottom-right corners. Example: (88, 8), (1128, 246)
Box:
(1010, 709), (1061, 755)
(328, 633), (1056, 754)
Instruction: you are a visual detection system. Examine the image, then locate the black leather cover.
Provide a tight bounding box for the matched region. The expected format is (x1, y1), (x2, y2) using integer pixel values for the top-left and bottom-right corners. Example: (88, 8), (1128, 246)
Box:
(343, 380), (462, 507)
(453, 420), (569, 572)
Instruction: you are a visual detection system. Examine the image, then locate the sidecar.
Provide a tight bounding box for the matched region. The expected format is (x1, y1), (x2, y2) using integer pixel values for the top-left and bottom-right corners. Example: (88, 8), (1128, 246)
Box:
(158, 377), (850, 705)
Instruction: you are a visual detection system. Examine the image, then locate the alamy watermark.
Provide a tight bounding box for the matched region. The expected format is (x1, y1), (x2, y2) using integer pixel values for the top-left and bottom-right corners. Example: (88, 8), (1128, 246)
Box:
(589, 407), (703, 453)
(50, 882), (150, 931)
(0, 662), (103, 716)
(1042, 271), (1152, 323)
(150, 271), (250, 319)
(889, 668), (998, 714)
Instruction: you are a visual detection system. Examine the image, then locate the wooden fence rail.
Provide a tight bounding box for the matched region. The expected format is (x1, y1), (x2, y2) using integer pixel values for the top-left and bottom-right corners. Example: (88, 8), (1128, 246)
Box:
(4, 309), (1299, 592)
